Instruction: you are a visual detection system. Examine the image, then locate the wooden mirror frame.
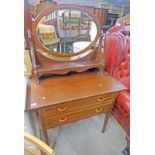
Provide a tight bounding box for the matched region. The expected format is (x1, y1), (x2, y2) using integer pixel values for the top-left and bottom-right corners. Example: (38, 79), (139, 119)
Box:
(32, 4), (101, 61)
(25, 0), (107, 81)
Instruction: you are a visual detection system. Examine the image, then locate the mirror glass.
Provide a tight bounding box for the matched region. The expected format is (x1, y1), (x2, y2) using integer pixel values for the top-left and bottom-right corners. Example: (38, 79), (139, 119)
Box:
(36, 8), (97, 54)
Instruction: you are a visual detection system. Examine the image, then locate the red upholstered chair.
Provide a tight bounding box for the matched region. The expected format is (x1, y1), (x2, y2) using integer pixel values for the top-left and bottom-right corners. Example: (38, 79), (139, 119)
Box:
(104, 25), (130, 133)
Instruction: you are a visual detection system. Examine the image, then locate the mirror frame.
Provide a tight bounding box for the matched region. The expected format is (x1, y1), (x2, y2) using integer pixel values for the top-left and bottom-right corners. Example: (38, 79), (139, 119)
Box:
(32, 4), (101, 60)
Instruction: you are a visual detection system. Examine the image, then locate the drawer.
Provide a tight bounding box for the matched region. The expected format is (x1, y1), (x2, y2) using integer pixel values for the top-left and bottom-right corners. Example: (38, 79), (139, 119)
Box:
(42, 93), (115, 117)
(45, 102), (113, 128)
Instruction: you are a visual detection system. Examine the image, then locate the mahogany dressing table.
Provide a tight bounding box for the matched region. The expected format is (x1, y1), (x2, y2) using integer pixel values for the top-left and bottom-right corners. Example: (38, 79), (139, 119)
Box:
(25, 71), (126, 144)
(24, 0), (126, 145)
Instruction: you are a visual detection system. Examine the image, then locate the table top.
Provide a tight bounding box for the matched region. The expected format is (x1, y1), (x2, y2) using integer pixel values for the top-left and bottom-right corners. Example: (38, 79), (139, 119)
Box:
(25, 71), (126, 110)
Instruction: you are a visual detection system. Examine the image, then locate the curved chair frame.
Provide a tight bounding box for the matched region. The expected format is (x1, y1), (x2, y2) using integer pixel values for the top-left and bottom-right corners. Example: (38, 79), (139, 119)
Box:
(24, 133), (55, 155)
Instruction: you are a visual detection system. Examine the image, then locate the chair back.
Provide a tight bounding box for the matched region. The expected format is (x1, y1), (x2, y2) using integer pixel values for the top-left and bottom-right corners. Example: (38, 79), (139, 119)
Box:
(104, 25), (130, 90)
(113, 35), (130, 90)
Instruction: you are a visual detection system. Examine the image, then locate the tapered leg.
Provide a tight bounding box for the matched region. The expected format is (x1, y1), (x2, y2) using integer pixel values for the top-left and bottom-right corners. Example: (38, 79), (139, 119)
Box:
(42, 128), (49, 145)
(125, 135), (130, 150)
(123, 134), (130, 155)
(102, 111), (111, 133)
(38, 110), (50, 145)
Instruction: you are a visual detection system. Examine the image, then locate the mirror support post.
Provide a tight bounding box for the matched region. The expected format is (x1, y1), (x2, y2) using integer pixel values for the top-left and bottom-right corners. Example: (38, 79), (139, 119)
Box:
(97, 32), (104, 76)
(24, 0), (39, 84)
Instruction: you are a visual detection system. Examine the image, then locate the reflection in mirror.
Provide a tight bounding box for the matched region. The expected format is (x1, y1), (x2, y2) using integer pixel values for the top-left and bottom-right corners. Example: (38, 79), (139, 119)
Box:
(36, 8), (97, 54)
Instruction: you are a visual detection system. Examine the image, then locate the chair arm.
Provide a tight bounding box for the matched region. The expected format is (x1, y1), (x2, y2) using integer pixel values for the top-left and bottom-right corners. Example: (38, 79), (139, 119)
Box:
(24, 133), (55, 155)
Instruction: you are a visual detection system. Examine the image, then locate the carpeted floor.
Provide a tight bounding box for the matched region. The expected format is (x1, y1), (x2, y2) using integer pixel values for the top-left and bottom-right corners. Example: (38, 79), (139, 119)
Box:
(47, 114), (126, 155)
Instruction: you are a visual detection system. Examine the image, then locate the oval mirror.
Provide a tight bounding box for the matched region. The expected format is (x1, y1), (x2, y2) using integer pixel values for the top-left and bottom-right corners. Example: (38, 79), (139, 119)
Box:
(32, 5), (100, 61)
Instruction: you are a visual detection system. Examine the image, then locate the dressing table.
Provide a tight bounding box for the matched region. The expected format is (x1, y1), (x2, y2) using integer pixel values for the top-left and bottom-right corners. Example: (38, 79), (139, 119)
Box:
(24, 0), (126, 145)
(26, 71), (126, 144)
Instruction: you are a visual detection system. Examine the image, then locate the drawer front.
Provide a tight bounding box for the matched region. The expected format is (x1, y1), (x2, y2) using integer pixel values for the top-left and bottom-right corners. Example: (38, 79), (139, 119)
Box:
(45, 102), (113, 128)
(43, 93), (116, 117)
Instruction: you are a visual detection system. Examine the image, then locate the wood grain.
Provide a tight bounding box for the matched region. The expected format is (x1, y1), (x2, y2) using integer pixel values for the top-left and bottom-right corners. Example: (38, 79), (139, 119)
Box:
(41, 93), (115, 117)
(26, 71), (126, 110)
(44, 103), (113, 128)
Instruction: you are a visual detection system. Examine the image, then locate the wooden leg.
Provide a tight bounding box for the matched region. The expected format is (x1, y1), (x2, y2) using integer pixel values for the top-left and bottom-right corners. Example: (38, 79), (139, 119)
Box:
(125, 134), (130, 150)
(42, 128), (49, 145)
(38, 111), (49, 145)
(126, 137), (130, 150)
(102, 111), (111, 133)
(122, 135), (130, 155)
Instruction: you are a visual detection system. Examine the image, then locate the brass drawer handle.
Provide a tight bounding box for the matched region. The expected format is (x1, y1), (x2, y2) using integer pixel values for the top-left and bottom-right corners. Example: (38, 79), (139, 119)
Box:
(96, 97), (105, 102)
(95, 107), (103, 113)
(57, 106), (68, 112)
(58, 117), (68, 123)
